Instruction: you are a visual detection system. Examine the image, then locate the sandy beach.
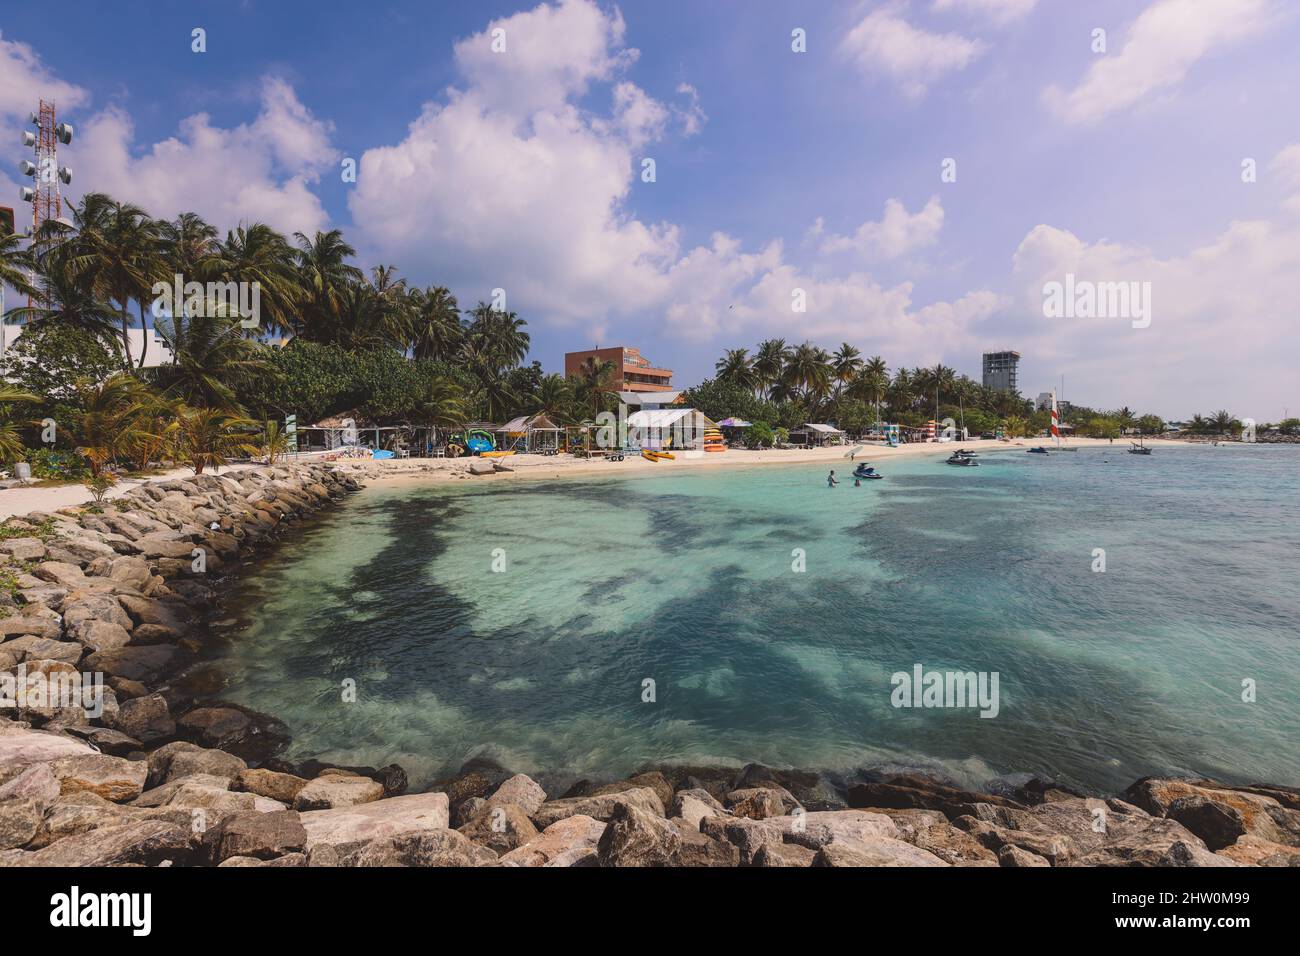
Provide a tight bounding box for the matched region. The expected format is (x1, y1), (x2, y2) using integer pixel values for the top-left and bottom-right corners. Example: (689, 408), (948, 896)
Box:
(329, 436), (1193, 489)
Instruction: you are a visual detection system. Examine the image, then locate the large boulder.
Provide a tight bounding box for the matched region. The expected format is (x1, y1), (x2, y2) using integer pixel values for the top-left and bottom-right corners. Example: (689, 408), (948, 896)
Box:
(955, 796), (1217, 867)
(531, 786), (665, 829)
(597, 802), (682, 867)
(0, 727), (96, 774)
(49, 753), (148, 803)
(498, 814), (607, 867)
(6, 819), (192, 866)
(486, 773), (547, 815)
(457, 803), (539, 856)
(174, 705), (288, 762)
(164, 747), (247, 784)
(235, 768), (309, 804)
(298, 792), (449, 851)
(108, 693), (175, 744)
(294, 773), (384, 811)
(202, 810), (307, 863)
(812, 836), (949, 867)
(672, 788), (727, 830)
(847, 774), (1025, 820)
(700, 815), (784, 866)
(770, 809), (899, 850)
(84, 645), (187, 684)
(345, 829), (496, 867)
(1125, 778), (1300, 848)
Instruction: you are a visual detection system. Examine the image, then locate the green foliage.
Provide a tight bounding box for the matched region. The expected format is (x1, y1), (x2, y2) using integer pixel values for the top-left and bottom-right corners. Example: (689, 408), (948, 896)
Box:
(23, 447), (91, 480)
(744, 421), (775, 448)
(0, 323), (122, 406)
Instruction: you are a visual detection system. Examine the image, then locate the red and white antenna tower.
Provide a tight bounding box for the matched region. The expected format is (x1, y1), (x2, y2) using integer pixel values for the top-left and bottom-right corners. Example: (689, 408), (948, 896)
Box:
(19, 99), (73, 235)
(17, 99), (72, 305)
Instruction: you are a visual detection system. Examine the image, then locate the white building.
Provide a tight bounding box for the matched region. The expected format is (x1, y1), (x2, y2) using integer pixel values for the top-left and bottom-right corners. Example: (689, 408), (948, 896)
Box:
(1, 323), (174, 368)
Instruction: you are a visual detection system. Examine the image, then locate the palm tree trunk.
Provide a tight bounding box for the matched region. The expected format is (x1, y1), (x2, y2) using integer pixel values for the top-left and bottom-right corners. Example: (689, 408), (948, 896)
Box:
(136, 300), (149, 369)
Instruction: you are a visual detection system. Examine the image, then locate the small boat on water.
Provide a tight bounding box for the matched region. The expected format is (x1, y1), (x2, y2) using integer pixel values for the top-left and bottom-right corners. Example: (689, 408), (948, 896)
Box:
(1128, 438), (1152, 455)
(1027, 446), (1049, 454)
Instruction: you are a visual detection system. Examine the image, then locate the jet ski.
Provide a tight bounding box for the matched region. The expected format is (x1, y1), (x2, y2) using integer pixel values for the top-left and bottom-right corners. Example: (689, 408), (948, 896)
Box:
(852, 464), (882, 479)
(946, 454), (978, 466)
(1026, 446), (1049, 454)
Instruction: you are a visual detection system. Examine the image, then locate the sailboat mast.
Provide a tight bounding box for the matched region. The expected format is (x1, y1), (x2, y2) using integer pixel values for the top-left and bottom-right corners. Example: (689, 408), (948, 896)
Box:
(1051, 389), (1061, 449)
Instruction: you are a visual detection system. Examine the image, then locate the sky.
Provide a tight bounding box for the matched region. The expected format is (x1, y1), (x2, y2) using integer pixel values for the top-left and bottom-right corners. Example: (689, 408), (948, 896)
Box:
(1, 0), (1298, 420)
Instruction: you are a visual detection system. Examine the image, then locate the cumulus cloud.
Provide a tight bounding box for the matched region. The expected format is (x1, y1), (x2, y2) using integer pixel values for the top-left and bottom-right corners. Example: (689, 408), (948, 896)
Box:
(349, 0), (993, 360)
(452, 0), (636, 118)
(1009, 216), (1300, 415)
(840, 9), (984, 98)
(1044, 0), (1275, 124)
(931, 0), (1037, 25)
(67, 77), (336, 236)
(819, 197), (945, 260)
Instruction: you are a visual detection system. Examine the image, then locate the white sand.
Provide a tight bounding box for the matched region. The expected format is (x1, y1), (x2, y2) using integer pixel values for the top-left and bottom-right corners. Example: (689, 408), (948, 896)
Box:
(330, 436), (1193, 489)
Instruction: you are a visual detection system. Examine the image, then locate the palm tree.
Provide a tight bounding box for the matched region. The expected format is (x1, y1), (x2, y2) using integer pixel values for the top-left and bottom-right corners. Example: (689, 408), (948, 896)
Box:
(848, 356), (889, 425)
(0, 230), (38, 300)
(889, 367), (915, 415)
(406, 286), (463, 361)
(831, 343), (863, 395)
(1209, 410), (1237, 434)
(214, 223), (301, 339)
(175, 406), (258, 474)
(49, 193), (164, 369)
(463, 302), (530, 370)
(0, 387), (39, 464)
(152, 306), (269, 411)
(260, 419), (290, 465)
(5, 267), (124, 356)
(784, 341), (830, 403)
(715, 348), (757, 392)
(414, 377), (468, 429)
(70, 373), (154, 477)
(571, 356), (618, 417)
(529, 374), (574, 423)
(753, 338), (790, 399)
(292, 229), (364, 343)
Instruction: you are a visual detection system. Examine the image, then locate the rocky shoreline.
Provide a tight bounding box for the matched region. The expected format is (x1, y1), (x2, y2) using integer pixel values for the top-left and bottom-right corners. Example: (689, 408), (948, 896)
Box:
(1, 463), (1297, 867)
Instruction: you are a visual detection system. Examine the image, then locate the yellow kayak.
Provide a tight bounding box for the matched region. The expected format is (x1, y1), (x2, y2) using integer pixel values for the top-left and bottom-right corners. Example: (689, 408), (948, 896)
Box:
(480, 450), (516, 458)
(641, 450), (659, 462)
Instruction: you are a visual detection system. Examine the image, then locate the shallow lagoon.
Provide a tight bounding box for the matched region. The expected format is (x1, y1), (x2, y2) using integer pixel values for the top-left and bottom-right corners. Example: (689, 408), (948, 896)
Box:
(210, 444), (1300, 792)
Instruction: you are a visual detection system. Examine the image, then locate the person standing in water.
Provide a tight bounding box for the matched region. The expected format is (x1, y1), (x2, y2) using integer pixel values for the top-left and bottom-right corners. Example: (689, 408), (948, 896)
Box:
(827, 470), (838, 487)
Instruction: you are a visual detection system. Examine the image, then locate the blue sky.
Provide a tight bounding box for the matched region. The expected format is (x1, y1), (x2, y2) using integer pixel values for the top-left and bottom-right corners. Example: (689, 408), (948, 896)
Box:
(3, 0), (1298, 419)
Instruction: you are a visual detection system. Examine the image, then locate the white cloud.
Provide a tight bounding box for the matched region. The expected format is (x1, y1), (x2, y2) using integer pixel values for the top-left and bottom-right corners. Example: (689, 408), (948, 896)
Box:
(452, 0), (636, 118)
(67, 77), (336, 236)
(1009, 216), (1300, 416)
(931, 0), (1037, 25)
(0, 31), (89, 129)
(1044, 0), (1275, 124)
(1268, 144), (1300, 214)
(840, 9), (984, 98)
(820, 196), (945, 260)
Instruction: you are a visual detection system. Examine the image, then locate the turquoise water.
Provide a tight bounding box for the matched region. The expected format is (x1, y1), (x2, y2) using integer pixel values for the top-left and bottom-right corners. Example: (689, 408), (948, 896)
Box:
(209, 445), (1300, 793)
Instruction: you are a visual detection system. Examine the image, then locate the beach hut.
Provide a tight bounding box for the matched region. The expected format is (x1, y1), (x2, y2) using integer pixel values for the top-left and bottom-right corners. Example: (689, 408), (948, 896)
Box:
(494, 413), (564, 454)
(626, 406), (716, 451)
(789, 423), (846, 447)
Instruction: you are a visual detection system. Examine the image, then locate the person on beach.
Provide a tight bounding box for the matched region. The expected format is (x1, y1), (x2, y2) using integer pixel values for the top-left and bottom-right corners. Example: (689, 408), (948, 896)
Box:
(827, 470), (838, 487)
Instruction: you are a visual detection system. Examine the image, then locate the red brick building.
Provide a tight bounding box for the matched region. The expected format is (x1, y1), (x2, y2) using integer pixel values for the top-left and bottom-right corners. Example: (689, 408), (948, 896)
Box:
(564, 346), (673, 392)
